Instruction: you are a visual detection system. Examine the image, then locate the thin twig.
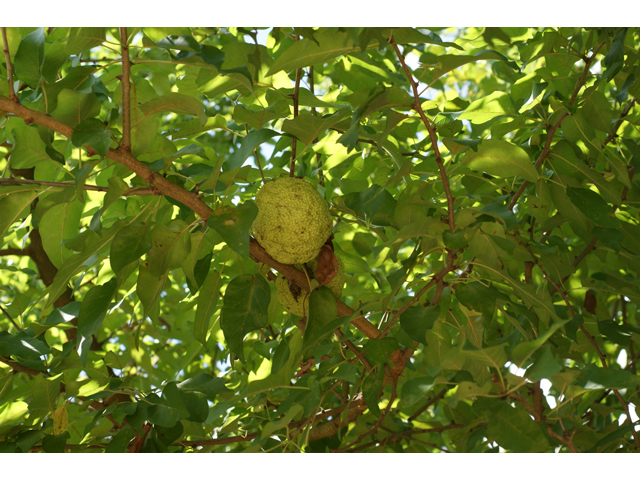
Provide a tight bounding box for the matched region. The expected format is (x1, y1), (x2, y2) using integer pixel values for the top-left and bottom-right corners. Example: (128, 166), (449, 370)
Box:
(244, 125), (265, 185)
(332, 378), (398, 452)
(407, 388), (447, 422)
(309, 66), (325, 186)
(605, 99), (637, 144)
(0, 304), (21, 330)
(1, 27), (17, 102)
(174, 432), (259, 448)
(289, 36), (302, 178)
(390, 38), (455, 232)
(0, 177), (156, 195)
(380, 251), (455, 338)
(576, 324), (640, 449)
(119, 27), (132, 152)
(508, 40), (607, 210)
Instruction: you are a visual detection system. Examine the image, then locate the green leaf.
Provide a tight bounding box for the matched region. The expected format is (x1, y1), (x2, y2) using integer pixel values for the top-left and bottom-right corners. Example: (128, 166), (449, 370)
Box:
(220, 274), (271, 362)
(147, 221), (192, 277)
(177, 373), (230, 399)
(77, 279), (117, 366)
(455, 282), (496, 320)
(65, 28), (106, 55)
(0, 190), (41, 236)
(46, 223), (124, 308)
(566, 187), (620, 229)
(44, 301), (81, 325)
(180, 231), (213, 292)
(233, 101), (290, 130)
(524, 347), (562, 382)
(136, 264), (168, 322)
(42, 432), (70, 453)
(459, 91), (514, 124)
(147, 383), (189, 428)
(207, 202), (258, 259)
(399, 376), (435, 408)
(487, 405), (550, 452)
(460, 343), (507, 370)
(462, 139), (538, 182)
(271, 337), (290, 375)
(13, 28), (45, 87)
(362, 367), (385, 417)
(10, 126), (54, 169)
(143, 28), (192, 43)
(267, 30), (357, 76)
(140, 93), (207, 126)
(110, 222), (153, 275)
(602, 28), (627, 80)
(179, 391), (209, 423)
(71, 118), (112, 158)
(366, 337), (400, 365)
(577, 365), (640, 390)
(582, 89), (613, 133)
(0, 331), (51, 359)
(512, 319), (570, 367)
(224, 129), (280, 171)
(400, 305), (439, 344)
(39, 199), (84, 269)
(194, 269), (222, 346)
(303, 286), (338, 351)
(51, 89), (100, 128)
(428, 49), (519, 79)
(105, 426), (135, 453)
(29, 373), (61, 413)
(282, 110), (349, 146)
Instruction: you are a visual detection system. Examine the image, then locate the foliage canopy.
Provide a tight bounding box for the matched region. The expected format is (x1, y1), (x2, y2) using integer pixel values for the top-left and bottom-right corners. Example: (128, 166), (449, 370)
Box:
(1, 27), (640, 453)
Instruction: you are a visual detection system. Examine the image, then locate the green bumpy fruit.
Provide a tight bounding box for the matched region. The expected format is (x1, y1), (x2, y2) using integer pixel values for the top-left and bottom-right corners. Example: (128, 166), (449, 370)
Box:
(276, 258), (344, 316)
(252, 177), (333, 265)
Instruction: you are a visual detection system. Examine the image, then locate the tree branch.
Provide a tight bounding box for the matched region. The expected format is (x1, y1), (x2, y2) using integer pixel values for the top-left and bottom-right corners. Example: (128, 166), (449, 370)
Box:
(380, 250), (455, 338)
(1, 27), (17, 103)
(0, 177), (157, 196)
(0, 247), (28, 256)
(249, 237), (381, 340)
(289, 57), (302, 177)
(0, 304), (21, 330)
(119, 27), (132, 152)
(391, 38), (455, 232)
(508, 40), (607, 210)
(0, 356), (47, 376)
(407, 388), (447, 422)
(0, 98), (212, 219)
(332, 378), (397, 452)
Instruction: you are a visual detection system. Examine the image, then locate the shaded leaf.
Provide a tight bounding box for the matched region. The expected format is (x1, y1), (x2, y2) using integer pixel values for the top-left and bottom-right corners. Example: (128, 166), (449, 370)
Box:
(221, 274), (271, 362)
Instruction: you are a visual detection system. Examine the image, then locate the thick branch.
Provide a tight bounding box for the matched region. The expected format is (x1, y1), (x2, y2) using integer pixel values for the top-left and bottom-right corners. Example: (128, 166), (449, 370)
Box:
(1, 27), (17, 102)
(119, 27), (132, 152)
(391, 38), (455, 232)
(0, 98), (212, 219)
